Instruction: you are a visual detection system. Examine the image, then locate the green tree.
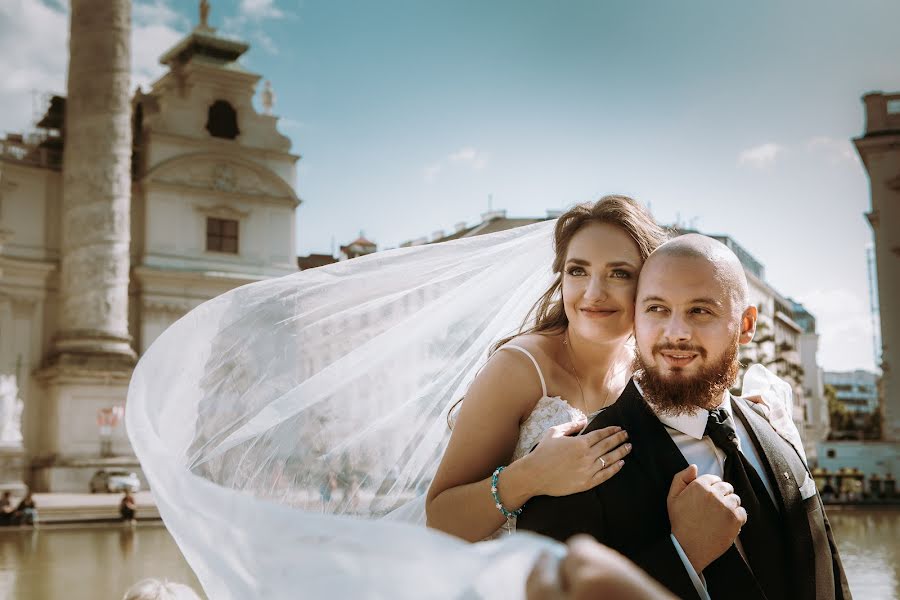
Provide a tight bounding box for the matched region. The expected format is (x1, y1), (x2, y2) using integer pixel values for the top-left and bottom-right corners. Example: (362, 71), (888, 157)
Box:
(826, 384), (853, 436)
(863, 410), (883, 440)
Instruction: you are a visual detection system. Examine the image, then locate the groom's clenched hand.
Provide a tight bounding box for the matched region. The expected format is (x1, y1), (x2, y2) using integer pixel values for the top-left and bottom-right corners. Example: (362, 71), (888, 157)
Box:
(667, 465), (746, 574)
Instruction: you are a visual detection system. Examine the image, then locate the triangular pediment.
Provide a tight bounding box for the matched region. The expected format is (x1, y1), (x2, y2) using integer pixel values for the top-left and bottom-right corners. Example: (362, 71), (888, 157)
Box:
(144, 153), (298, 205)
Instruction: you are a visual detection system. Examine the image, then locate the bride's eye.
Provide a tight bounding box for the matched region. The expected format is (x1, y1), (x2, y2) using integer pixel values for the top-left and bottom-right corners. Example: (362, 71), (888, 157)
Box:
(566, 266), (587, 276)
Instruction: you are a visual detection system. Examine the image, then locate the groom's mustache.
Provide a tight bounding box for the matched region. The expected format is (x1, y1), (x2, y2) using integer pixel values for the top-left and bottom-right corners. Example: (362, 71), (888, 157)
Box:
(652, 342), (707, 358)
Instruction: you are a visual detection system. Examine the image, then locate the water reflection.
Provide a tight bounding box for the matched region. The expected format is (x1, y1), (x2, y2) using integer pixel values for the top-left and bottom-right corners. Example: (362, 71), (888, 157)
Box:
(0, 509), (896, 600)
(830, 508), (900, 600)
(0, 524), (204, 600)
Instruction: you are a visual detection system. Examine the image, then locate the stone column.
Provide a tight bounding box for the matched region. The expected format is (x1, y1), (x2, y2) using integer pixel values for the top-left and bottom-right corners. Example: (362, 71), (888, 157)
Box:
(54, 0), (135, 362)
(32, 0), (138, 492)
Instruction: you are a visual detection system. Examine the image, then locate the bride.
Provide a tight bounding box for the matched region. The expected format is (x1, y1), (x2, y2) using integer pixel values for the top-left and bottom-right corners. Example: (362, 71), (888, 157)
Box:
(426, 195), (665, 541)
(126, 196), (800, 599)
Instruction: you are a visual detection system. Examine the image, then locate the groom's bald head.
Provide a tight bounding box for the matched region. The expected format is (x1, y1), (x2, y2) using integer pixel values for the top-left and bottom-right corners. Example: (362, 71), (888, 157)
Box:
(642, 234), (750, 313)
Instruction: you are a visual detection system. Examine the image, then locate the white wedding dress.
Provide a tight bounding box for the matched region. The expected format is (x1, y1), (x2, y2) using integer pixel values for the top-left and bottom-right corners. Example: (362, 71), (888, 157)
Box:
(126, 220), (803, 599)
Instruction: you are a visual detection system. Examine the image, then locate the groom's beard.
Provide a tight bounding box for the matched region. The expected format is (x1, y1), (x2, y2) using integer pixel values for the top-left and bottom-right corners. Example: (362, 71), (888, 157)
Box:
(633, 337), (740, 416)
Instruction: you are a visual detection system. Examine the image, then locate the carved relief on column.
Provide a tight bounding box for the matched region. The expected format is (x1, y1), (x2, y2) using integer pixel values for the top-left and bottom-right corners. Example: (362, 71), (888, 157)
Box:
(55, 0), (135, 360)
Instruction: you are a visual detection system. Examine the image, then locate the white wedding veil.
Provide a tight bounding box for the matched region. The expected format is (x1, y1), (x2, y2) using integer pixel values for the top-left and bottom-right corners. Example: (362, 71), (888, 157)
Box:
(126, 220), (565, 599)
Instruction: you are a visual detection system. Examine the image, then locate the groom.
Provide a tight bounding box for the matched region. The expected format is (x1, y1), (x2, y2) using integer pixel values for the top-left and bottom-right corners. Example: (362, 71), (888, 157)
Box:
(517, 234), (850, 600)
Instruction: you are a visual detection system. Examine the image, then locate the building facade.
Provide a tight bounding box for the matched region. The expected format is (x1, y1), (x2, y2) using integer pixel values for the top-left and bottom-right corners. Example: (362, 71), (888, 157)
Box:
(854, 91), (900, 443)
(824, 370), (880, 422)
(816, 90), (900, 478)
(793, 301), (829, 461)
(0, 8), (299, 491)
(815, 440), (899, 478)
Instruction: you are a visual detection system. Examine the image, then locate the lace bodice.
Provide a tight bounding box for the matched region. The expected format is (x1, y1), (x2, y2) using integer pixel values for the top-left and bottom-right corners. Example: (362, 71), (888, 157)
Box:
(510, 395), (591, 462)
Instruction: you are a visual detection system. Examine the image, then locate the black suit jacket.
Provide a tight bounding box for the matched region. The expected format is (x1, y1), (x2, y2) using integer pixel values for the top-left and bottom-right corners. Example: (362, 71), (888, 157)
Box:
(516, 381), (851, 600)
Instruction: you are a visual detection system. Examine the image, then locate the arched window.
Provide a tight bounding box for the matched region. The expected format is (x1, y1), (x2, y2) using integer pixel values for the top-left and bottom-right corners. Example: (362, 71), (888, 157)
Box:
(206, 100), (239, 139)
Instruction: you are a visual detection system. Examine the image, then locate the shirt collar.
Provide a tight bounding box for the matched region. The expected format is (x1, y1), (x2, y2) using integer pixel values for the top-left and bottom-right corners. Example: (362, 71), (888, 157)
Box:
(633, 379), (732, 440)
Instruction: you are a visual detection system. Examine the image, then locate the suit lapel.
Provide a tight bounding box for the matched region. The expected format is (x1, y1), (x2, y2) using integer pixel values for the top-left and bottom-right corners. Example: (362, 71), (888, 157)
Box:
(585, 381), (689, 497)
(732, 396), (817, 600)
(730, 396), (800, 512)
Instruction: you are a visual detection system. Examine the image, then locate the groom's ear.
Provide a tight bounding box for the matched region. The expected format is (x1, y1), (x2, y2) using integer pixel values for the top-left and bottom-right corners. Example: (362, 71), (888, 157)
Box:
(739, 306), (758, 344)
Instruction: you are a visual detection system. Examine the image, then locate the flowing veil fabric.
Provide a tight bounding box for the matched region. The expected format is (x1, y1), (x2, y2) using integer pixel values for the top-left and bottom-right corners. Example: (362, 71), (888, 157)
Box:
(126, 221), (566, 599)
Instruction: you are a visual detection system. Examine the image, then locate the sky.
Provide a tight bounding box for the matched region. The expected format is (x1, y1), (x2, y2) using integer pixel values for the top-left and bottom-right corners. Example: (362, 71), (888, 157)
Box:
(1, 0), (897, 373)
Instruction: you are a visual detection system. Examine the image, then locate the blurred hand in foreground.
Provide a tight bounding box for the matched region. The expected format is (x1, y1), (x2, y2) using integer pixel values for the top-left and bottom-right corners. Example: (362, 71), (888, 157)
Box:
(526, 535), (675, 600)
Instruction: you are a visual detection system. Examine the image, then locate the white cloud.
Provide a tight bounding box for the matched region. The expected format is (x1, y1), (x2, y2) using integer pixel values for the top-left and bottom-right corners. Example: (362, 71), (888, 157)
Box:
(239, 0), (284, 20)
(449, 146), (489, 169)
(133, 0), (183, 27)
(221, 0), (287, 55)
(132, 22), (185, 89)
(0, 1), (187, 136)
(0, 0), (68, 135)
(449, 147), (476, 162)
(131, 1), (188, 90)
(738, 143), (784, 169)
(253, 30), (279, 55)
(422, 147), (489, 183)
(737, 138), (858, 171)
(795, 288), (877, 372)
(807, 136), (859, 165)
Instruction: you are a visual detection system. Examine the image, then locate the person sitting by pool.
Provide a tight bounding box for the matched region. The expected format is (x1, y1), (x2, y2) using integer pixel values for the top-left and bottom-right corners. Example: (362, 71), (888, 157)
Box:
(13, 491), (37, 526)
(120, 491), (137, 524)
(0, 491), (14, 525)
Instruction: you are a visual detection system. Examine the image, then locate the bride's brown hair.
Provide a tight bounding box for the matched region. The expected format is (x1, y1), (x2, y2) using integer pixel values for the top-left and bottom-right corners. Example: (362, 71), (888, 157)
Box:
(488, 194), (668, 354)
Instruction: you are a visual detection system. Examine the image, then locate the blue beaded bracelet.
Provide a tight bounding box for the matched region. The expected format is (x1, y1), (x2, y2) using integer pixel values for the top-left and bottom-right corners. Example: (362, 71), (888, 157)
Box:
(490, 466), (524, 518)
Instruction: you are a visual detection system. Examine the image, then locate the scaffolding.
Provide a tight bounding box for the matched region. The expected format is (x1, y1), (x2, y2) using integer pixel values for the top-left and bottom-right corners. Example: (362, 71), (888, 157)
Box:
(866, 244), (881, 369)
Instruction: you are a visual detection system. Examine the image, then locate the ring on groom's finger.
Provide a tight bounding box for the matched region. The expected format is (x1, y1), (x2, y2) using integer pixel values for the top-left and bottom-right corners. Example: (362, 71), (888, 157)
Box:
(598, 457), (607, 469)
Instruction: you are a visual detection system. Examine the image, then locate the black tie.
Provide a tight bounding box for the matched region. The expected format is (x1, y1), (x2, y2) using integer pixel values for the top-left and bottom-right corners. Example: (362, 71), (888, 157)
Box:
(704, 408), (789, 600)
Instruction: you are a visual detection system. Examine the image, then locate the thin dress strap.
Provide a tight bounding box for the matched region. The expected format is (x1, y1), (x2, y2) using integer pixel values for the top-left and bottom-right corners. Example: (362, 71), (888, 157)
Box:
(500, 345), (548, 398)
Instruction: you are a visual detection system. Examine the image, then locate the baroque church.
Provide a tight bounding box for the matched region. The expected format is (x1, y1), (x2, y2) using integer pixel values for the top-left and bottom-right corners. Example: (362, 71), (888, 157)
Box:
(0, 4), (299, 492)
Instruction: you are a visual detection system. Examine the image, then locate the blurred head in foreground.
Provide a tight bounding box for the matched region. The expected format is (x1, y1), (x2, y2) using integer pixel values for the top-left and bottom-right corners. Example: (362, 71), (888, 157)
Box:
(123, 579), (202, 600)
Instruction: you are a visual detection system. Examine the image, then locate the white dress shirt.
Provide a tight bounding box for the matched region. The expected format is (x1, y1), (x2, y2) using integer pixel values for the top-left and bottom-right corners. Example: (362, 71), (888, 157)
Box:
(634, 382), (779, 600)
(654, 393), (778, 506)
